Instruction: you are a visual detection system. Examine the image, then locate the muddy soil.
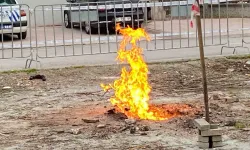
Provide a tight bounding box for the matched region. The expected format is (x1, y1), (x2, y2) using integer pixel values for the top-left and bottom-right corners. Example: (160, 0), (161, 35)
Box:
(0, 57), (250, 150)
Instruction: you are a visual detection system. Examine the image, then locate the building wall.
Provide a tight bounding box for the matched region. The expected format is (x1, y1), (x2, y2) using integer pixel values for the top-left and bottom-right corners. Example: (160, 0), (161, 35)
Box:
(201, 4), (250, 18)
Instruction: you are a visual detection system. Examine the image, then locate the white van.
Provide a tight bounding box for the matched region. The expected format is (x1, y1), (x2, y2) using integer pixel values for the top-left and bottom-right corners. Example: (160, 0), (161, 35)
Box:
(0, 0), (28, 39)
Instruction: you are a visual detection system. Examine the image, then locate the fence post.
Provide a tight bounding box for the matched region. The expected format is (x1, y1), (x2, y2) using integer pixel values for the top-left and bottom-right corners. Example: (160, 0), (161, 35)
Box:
(195, 0), (210, 123)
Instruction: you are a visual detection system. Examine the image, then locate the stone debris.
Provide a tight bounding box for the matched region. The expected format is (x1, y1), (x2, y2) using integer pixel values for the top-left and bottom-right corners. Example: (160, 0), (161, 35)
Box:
(47, 105), (53, 108)
(82, 119), (99, 123)
(241, 128), (250, 131)
(140, 132), (147, 136)
(55, 129), (65, 134)
(130, 126), (136, 134)
(140, 125), (150, 131)
(225, 119), (236, 126)
(194, 118), (223, 149)
(244, 81), (250, 85)
(226, 68), (235, 73)
(97, 124), (106, 128)
(2, 86), (12, 90)
(125, 119), (136, 125)
(245, 60), (250, 66)
(70, 128), (81, 135)
(212, 94), (221, 100)
(224, 96), (239, 103)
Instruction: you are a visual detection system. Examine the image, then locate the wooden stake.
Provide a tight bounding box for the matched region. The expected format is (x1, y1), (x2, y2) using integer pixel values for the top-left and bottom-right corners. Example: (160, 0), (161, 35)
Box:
(195, 2), (210, 123)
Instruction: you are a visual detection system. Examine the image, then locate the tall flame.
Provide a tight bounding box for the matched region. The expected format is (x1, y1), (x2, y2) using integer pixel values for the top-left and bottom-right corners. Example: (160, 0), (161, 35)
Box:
(101, 24), (186, 121)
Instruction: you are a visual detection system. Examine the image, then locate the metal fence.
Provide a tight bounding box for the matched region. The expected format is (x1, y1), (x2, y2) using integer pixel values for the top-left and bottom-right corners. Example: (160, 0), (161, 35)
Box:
(1, 0), (250, 68)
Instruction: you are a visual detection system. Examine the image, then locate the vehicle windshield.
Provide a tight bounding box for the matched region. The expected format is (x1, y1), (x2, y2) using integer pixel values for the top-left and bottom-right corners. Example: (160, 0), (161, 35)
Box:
(0, 0), (16, 5)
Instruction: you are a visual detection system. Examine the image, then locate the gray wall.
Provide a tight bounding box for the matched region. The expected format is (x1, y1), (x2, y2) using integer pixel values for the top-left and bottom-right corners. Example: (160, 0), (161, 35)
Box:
(150, 3), (250, 20)
(201, 4), (250, 18)
(171, 5), (191, 17)
(151, 5), (192, 20)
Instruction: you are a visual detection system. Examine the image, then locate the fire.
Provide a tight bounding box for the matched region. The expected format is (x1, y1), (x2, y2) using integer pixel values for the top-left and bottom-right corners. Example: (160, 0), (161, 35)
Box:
(101, 24), (192, 121)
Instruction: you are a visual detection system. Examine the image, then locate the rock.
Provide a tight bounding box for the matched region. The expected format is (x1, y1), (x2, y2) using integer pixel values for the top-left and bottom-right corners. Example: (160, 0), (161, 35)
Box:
(82, 119), (99, 123)
(226, 68), (235, 73)
(47, 105), (53, 108)
(242, 128), (250, 131)
(120, 126), (130, 132)
(225, 119), (236, 126)
(71, 129), (81, 135)
(244, 81), (250, 85)
(140, 125), (150, 131)
(130, 126), (136, 134)
(97, 124), (106, 128)
(140, 132), (147, 136)
(184, 119), (196, 129)
(246, 60), (250, 66)
(125, 119), (136, 125)
(56, 130), (65, 134)
(107, 108), (116, 114)
(213, 94), (221, 100)
(2, 86), (11, 90)
(224, 97), (239, 103)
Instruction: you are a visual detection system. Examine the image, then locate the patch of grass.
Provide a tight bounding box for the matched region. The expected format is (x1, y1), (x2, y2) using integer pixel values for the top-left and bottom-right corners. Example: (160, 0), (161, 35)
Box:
(226, 54), (250, 60)
(71, 66), (85, 69)
(1, 68), (38, 74)
(64, 65), (86, 69)
(235, 122), (246, 129)
(147, 58), (207, 66)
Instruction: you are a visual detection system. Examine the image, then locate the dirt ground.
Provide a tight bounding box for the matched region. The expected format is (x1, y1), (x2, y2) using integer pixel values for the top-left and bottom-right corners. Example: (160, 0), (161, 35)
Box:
(0, 57), (250, 150)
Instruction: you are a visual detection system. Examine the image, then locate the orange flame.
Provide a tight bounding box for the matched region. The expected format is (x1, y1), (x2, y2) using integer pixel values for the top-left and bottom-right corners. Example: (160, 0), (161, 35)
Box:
(101, 24), (192, 121)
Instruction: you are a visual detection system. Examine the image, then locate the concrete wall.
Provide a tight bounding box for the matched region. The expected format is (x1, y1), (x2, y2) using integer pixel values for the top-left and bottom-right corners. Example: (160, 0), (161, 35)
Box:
(171, 5), (191, 17)
(201, 4), (250, 18)
(151, 5), (192, 20)
(151, 3), (250, 20)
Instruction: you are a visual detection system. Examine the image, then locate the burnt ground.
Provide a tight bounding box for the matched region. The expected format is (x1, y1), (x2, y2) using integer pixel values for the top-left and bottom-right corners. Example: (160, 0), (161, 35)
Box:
(0, 57), (250, 150)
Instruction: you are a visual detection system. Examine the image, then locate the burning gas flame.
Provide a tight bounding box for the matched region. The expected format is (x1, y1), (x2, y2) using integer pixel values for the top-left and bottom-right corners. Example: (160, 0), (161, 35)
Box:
(101, 24), (194, 121)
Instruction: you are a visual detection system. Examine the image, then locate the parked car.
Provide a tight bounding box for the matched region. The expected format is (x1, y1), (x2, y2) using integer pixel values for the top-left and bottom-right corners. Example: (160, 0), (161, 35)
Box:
(64, 0), (151, 34)
(0, 0), (28, 39)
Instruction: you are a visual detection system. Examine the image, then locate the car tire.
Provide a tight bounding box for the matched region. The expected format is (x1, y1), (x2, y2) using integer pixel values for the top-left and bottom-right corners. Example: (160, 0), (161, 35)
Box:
(17, 31), (27, 40)
(64, 11), (71, 28)
(147, 8), (152, 20)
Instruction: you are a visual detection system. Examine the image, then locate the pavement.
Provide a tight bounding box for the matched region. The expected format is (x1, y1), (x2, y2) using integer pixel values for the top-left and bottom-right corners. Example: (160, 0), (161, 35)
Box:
(1, 18), (250, 71)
